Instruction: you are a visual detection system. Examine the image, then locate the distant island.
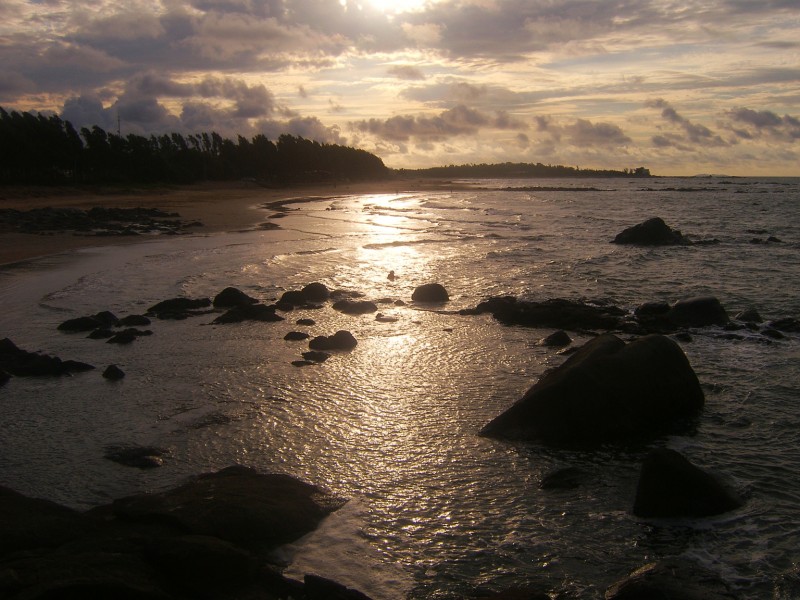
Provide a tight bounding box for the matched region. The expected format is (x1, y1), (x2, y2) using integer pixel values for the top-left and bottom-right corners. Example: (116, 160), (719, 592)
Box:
(0, 107), (650, 187)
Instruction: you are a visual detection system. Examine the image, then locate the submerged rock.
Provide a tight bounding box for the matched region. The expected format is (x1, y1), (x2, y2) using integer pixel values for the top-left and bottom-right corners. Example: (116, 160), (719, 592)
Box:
(411, 283), (450, 303)
(333, 299), (379, 315)
(284, 331), (310, 341)
(0, 337), (94, 377)
(104, 445), (166, 469)
(147, 296), (212, 319)
(538, 330), (572, 347)
(481, 334), (704, 445)
(606, 558), (740, 600)
(612, 217), (691, 245)
(633, 448), (743, 518)
(102, 364), (126, 380)
(464, 297), (625, 331)
(668, 296), (729, 327)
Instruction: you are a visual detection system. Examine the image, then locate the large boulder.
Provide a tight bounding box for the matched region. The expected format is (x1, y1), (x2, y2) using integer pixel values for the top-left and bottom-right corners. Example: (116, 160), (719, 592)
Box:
(411, 283), (450, 303)
(309, 330), (358, 351)
(612, 217), (691, 245)
(463, 297), (625, 330)
(333, 299), (378, 315)
(301, 282), (331, 302)
(633, 448), (743, 518)
(105, 466), (346, 551)
(668, 296), (729, 327)
(480, 334), (704, 445)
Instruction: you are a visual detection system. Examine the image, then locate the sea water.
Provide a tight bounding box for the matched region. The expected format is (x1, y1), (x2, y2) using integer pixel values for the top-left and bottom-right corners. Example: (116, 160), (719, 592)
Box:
(1, 177), (799, 598)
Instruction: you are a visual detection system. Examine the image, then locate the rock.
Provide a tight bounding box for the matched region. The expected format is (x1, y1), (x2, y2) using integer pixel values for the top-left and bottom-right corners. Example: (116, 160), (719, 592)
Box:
(292, 360), (315, 367)
(539, 466), (586, 490)
(481, 334), (704, 445)
(213, 304), (284, 324)
(376, 313), (399, 323)
(0, 370), (9, 386)
(0, 485), (94, 555)
(768, 317), (800, 332)
(213, 287), (258, 308)
(147, 297), (211, 314)
(309, 330), (358, 351)
(104, 445), (167, 469)
(302, 350), (331, 363)
(633, 448), (743, 518)
(634, 301), (670, 317)
(538, 330), (571, 347)
(333, 299), (379, 315)
(279, 290), (307, 306)
(411, 283), (450, 303)
(761, 328), (784, 340)
(734, 308), (763, 323)
(87, 327), (115, 339)
(106, 328), (152, 344)
(284, 331), (310, 341)
(612, 217), (691, 245)
(297, 318), (316, 326)
(58, 311), (119, 331)
(465, 297), (625, 331)
(118, 314), (152, 326)
(605, 558), (740, 599)
(103, 364), (126, 380)
(107, 465), (346, 551)
(0, 337), (94, 377)
(304, 574), (374, 600)
(668, 296), (729, 327)
(302, 282), (331, 302)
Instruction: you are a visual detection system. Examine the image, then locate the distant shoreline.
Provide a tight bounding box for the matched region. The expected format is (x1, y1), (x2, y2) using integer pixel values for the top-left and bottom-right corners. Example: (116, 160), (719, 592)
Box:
(0, 179), (469, 266)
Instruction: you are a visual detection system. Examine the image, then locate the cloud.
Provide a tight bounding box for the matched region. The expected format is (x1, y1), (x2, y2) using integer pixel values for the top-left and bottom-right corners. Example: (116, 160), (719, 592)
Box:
(350, 105), (523, 142)
(565, 118), (631, 147)
(387, 65), (425, 80)
(727, 107), (800, 142)
(647, 98), (728, 146)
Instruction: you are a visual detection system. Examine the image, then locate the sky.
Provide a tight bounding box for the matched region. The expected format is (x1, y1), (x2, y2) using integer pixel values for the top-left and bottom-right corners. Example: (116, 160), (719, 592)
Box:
(1, 1), (798, 176)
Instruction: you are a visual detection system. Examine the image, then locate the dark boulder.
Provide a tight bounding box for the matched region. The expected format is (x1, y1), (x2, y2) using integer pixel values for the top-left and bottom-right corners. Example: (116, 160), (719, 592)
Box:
(213, 287), (258, 308)
(58, 311), (119, 332)
(103, 364), (126, 380)
(668, 296), (729, 327)
(606, 558), (740, 600)
(0, 337), (94, 377)
(279, 290), (307, 306)
(734, 308), (763, 323)
(107, 328), (152, 344)
(481, 334), (704, 445)
(633, 448), (743, 518)
(284, 331), (310, 341)
(213, 304), (284, 324)
(107, 465), (346, 551)
(769, 317), (800, 333)
(304, 574), (374, 600)
(309, 330), (358, 351)
(333, 299), (379, 315)
(412, 283), (450, 303)
(87, 327), (115, 339)
(539, 466), (586, 490)
(0, 370), (9, 386)
(612, 217), (691, 245)
(118, 314), (152, 327)
(302, 350), (331, 363)
(302, 282), (331, 302)
(297, 318), (316, 326)
(538, 330), (571, 347)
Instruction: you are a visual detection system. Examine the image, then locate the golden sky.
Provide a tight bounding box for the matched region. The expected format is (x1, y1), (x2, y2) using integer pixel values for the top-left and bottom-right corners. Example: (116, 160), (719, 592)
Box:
(1, 0), (798, 175)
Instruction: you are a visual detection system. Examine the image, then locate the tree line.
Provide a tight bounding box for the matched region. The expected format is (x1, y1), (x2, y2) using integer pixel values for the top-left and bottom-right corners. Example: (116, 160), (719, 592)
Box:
(398, 162), (651, 178)
(0, 107), (389, 185)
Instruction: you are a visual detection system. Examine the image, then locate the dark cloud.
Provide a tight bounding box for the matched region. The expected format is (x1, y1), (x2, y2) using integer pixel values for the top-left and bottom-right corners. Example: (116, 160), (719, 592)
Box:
(727, 107), (800, 141)
(565, 119), (631, 147)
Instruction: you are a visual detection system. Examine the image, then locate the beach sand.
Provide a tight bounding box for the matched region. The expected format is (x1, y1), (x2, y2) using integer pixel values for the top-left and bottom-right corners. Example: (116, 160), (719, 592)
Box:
(0, 179), (463, 266)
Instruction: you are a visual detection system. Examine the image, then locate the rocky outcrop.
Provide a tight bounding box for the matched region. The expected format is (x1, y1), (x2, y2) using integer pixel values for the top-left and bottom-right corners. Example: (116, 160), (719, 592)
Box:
(213, 287), (259, 308)
(668, 296), (729, 327)
(301, 282), (331, 303)
(212, 304), (284, 324)
(463, 297), (625, 331)
(411, 283), (450, 303)
(480, 334), (704, 445)
(102, 364), (125, 380)
(633, 448), (743, 518)
(612, 217), (691, 245)
(0, 337), (94, 377)
(309, 330), (358, 351)
(0, 466), (364, 600)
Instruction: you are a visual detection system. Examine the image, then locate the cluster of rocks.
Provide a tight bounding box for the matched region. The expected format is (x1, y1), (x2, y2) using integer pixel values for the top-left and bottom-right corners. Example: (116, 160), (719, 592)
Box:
(0, 206), (201, 236)
(612, 215), (789, 247)
(0, 337), (93, 381)
(0, 465), (372, 600)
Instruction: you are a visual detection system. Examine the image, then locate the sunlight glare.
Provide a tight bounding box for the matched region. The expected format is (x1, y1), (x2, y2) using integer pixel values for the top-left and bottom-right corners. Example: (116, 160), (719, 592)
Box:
(367, 0), (430, 14)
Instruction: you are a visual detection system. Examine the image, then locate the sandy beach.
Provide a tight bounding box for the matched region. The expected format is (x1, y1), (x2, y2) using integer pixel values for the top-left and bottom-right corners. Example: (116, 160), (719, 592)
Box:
(0, 179), (463, 266)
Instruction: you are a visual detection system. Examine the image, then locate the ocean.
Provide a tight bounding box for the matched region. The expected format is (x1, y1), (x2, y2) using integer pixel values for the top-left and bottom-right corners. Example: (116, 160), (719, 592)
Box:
(1, 177), (798, 598)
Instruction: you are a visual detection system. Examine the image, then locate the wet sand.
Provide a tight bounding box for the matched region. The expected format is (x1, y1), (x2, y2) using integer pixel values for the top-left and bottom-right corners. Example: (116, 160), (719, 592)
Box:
(0, 179), (465, 266)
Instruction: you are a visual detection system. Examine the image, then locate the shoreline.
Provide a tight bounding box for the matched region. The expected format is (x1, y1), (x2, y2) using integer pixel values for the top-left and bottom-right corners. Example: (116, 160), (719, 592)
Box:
(0, 179), (467, 267)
